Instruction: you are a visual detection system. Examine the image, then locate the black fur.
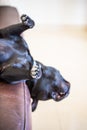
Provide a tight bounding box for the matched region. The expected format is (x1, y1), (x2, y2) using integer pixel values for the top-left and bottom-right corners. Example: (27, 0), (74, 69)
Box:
(0, 15), (34, 83)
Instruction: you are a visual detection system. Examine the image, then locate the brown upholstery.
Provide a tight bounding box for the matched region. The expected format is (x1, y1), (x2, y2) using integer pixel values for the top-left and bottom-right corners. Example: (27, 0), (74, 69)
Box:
(0, 6), (32, 130)
(0, 6), (20, 28)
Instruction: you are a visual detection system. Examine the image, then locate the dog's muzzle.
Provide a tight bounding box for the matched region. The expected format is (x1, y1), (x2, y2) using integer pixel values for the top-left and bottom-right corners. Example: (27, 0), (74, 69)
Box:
(30, 61), (42, 79)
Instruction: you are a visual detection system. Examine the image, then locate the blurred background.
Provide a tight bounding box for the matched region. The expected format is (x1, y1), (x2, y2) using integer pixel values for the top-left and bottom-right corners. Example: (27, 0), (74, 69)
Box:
(0, 0), (87, 130)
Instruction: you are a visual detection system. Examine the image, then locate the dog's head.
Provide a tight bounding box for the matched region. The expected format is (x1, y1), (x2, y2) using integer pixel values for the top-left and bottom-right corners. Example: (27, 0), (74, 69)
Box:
(29, 61), (70, 102)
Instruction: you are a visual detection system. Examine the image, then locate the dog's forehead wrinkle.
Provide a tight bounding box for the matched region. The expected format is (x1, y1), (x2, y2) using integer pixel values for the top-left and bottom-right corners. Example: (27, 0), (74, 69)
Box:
(54, 71), (62, 82)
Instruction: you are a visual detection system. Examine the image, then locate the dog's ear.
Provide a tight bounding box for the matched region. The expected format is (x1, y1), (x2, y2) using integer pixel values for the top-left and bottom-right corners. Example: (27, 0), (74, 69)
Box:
(32, 99), (38, 112)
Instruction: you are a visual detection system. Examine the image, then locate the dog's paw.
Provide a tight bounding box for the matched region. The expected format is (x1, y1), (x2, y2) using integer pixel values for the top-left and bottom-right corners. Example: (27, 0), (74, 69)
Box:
(21, 14), (35, 28)
(30, 61), (42, 79)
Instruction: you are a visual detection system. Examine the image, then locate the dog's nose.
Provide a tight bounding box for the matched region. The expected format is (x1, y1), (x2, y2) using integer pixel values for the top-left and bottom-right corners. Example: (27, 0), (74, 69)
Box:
(61, 80), (70, 94)
(63, 79), (70, 87)
(66, 81), (70, 87)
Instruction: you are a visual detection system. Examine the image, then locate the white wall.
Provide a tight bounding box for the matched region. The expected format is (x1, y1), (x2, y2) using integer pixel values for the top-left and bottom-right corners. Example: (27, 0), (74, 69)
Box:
(0, 0), (87, 25)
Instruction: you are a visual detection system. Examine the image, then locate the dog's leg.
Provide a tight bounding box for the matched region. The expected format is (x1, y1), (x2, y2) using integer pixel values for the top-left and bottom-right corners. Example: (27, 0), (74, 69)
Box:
(0, 14), (35, 38)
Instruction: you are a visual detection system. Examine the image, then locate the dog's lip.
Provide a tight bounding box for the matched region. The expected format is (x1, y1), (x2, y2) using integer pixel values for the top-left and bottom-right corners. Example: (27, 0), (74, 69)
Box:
(53, 91), (69, 101)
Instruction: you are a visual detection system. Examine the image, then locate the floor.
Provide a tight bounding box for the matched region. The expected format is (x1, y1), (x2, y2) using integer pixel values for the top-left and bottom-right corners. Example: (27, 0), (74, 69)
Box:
(24, 25), (87, 130)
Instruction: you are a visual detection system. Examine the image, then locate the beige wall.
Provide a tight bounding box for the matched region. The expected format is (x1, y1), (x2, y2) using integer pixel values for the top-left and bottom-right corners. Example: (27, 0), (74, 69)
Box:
(24, 25), (87, 130)
(0, 0), (87, 130)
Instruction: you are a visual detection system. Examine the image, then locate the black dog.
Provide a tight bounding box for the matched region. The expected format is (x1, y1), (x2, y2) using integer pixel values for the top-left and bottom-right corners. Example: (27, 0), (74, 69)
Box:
(0, 15), (70, 112)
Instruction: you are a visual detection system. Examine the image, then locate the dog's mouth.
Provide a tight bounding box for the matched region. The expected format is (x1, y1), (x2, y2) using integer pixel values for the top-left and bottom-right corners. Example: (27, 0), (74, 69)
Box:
(58, 91), (69, 101)
(51, 90), (70, 101)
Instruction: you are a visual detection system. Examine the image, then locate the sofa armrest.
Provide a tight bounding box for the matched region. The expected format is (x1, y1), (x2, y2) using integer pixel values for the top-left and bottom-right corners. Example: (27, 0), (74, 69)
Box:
(0, 6), (32, 130)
